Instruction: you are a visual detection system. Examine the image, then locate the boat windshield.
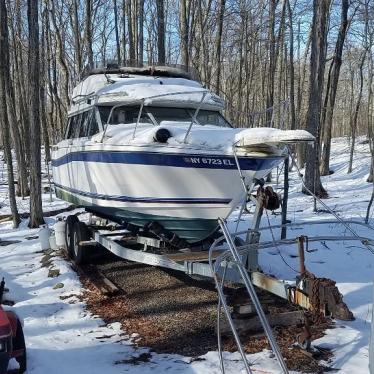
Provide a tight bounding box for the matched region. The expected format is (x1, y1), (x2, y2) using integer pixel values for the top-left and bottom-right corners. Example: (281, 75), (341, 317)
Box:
(147, 107), (231, 127)
(98, 105), (152, 125)
(98, 105), (231, 128)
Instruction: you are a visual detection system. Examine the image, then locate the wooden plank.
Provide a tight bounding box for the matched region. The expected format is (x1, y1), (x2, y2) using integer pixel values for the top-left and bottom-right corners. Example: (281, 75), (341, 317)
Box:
(218, 310), (305, 335)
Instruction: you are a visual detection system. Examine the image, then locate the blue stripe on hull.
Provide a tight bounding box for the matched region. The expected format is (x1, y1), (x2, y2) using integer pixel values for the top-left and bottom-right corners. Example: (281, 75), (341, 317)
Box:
(54, 184), (232, 204)
(52, 150), (282, 170)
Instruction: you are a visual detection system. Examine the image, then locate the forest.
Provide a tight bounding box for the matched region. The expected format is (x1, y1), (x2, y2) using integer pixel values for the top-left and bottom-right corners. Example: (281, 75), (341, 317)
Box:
(0, 0), (373, 228)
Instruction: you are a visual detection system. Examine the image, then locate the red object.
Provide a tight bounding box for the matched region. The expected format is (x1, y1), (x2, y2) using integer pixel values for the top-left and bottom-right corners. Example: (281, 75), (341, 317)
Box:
(0, 308), (12, 340)
(0, 306), (26, 373)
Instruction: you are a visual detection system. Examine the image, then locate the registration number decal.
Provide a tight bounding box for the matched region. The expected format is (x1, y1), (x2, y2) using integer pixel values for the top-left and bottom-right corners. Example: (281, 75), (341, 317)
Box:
(183, 157), (235, 166)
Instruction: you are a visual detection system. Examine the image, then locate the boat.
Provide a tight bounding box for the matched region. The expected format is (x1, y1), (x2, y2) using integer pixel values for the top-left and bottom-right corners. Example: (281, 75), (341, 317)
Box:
(51, 65), (314, 246)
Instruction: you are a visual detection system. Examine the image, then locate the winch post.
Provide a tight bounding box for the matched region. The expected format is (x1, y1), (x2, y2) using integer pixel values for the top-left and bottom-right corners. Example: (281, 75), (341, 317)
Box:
(246, 194), (264, 272)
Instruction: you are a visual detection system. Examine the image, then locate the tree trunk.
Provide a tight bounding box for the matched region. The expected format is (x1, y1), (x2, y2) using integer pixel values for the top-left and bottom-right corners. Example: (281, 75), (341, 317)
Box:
(296, 25), (311, 169)
(367, 30), (373, 183)
(0, 0), (20, 228)
(6, 77), (29, 197)
(348, 48), (367, 174)
(49, 0), (70, 110)
(287, 0), (296, 131)
(72, 0), (83, 75)
(138, 0), (144, 65)
(113, 0), (121, 65)
(40, 8), (51, 162)
(27, 0), (44, 228)
(85, 0), (94, 68)
(303, 0), (330, 198)
(266, 0), (277, 125)
(214, 0), (225, 95)
(121, 0), (127, 64)
(320, 0), (349, 176)
(127, 0), (135, 64)
(180, 0), (189, 69)
(156, 0), (165, 64)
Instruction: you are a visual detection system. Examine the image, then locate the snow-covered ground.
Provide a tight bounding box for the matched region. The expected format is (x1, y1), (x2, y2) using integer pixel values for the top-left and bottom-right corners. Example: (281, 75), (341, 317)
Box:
(0, 137), (373, 373)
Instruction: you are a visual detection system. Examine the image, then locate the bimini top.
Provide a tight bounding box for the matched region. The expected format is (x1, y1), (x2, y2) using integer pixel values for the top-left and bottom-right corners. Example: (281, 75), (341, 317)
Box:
(70, 70), (224, 115)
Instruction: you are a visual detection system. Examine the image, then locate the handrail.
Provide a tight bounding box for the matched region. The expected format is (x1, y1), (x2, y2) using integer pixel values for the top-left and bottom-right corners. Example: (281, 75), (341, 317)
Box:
(132, 99), (145, 139)
(183, 92), (208, 143)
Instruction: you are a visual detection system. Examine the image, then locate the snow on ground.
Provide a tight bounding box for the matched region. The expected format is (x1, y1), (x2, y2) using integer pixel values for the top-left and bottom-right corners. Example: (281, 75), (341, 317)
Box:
(1, 220), (288, 374)
(0, 136), (373, 373)
(0, 152), (70, 216)
(231, 137), (374, 373)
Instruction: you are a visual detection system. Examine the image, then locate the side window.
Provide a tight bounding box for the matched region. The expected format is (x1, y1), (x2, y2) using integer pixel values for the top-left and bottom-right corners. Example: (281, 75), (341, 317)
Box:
(67, 116), (79, 139)
(65, 118), (72, 139)
(72, 113), (82, 139)
(87, 110), (99, 136)
(79, 111), (90, 138)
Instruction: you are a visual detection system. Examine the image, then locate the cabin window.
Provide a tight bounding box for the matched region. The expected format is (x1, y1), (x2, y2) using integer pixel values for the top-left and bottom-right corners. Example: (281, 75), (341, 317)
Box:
(79, 110), (94, 137)
(87, 110), (99, 136)
(65, 109), (99, 139)
(65, 118), (73, 139)
(65, 115), (81, 139)
(195, 110), (231, 127)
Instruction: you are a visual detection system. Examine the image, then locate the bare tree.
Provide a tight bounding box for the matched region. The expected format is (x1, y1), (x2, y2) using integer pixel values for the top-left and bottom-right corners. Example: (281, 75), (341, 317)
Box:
(0, 0), (20, 228)
(127, 0), (136, 64)
(215, 0), (226, 94)
(303, 0), (330, 198)
(348, 47), (368, 173)
(72, 0), (83, 75)
(113, 0), (121, 65)
(286, 0), (296, 131)
(320, 0), (350, 176)
(27, 0), (44, 227)
(156, 0), (165, 64)
(138, 0), (144, 64)
(180, 0), (189, 68)
(85, 0), (94, 68)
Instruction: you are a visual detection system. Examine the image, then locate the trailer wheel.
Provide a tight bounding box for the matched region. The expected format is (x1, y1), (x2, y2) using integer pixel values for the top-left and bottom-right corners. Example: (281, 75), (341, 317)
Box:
(72, 221), (90, 265)
(13, 319), (26, 373)
(65, 215), (79, 258)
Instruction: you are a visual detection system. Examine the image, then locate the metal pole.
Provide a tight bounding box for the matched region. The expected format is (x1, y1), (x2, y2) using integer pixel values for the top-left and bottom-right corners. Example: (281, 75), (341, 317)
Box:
(217, 263), (228, 374)
(183, 92), (208, 143)
(297, 236), (306, 275)
(218, 218), (289, 374)
(211, 264), (252, 373)
(132, 99), (145, 139)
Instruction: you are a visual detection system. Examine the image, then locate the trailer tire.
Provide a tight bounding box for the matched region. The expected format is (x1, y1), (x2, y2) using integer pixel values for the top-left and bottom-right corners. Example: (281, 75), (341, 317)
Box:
(72, 221), (90, 265)
(65, 215), (79, 258)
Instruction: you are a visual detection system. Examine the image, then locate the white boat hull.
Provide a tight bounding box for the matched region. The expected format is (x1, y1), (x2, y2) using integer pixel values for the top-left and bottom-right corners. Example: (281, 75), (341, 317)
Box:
(52, 143), (283, 243)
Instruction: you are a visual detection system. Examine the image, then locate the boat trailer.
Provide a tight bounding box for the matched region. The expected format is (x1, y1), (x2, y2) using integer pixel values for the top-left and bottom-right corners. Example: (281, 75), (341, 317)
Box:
(59, 191), (374, 374)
